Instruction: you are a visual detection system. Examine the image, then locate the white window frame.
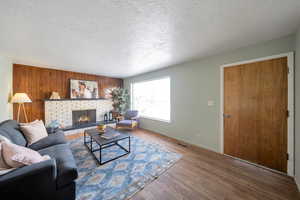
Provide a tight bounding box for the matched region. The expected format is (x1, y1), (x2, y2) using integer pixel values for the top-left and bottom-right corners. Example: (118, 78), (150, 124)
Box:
(219, 52), (294, 176)
(130, 76), (171, 123)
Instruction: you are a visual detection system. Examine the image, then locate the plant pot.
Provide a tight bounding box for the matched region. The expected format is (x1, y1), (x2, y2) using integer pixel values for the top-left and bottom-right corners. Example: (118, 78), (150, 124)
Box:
(112, 111), (120, 119)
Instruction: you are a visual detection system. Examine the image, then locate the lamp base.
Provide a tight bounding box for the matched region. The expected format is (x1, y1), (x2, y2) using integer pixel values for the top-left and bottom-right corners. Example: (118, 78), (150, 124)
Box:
(17, 103), (28, 123)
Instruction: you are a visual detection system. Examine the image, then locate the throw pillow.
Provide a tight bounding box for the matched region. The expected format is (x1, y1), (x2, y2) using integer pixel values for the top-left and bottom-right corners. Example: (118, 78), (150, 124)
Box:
(2, 141), (50, 168)
(0, 143), (10, 169)
(0, 135), (11, 143)
(20, 120), (48, 145)
(19, 119), (39, 126)
(0, 168), (15, 176)
(12, 154), (50, 166)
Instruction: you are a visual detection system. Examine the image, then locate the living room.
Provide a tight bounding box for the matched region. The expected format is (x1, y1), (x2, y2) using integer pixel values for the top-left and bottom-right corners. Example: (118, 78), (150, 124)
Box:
(1, 1), (300, 200)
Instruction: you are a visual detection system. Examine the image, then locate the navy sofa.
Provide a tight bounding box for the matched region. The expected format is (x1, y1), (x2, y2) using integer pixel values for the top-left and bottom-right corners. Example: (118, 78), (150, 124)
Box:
(0, 120), (78, 200)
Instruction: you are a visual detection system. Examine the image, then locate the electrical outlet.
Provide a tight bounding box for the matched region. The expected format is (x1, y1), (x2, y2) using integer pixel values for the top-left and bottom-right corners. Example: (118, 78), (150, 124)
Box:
(208, 100), (214, 106)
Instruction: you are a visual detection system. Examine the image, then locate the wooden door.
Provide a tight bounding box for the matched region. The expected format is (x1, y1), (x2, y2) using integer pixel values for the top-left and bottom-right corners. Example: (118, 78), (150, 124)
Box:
(224, 57), (288, 172)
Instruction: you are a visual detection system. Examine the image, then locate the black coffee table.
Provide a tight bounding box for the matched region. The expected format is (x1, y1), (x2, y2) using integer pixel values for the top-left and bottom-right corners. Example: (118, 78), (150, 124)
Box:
(84, 127), (131, 165)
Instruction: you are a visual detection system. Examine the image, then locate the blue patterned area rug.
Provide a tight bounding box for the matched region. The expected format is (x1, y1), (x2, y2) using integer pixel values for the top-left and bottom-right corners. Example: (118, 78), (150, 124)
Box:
(69, 135), (181, 200)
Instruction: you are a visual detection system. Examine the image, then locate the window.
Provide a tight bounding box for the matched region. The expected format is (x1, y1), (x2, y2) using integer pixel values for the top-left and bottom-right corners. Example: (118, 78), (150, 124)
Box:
(131, 77), (170, 122)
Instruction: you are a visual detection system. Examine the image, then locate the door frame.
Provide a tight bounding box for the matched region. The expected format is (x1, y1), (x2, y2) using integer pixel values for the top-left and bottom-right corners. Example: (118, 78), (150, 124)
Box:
(219, 52), (294, 176)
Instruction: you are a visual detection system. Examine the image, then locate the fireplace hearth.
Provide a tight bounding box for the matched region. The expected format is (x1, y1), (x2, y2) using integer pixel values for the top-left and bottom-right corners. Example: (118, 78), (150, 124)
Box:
(72, 109), (96, 127)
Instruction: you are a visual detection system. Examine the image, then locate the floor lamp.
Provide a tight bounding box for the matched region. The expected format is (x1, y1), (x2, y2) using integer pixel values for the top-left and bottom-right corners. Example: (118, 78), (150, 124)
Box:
(11, 93), (32, 123)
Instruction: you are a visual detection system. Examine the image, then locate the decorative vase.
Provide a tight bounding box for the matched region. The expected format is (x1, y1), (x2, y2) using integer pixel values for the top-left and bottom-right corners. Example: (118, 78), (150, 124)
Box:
(98, 124), (106, 133)
(109, 111), (113, 121)
(50, 91), (61, 99)
(104, 113), (108, 122)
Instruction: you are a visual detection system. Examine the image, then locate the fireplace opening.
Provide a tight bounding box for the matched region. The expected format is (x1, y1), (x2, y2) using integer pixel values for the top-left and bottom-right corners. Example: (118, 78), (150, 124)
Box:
(72, 109), (96, 127)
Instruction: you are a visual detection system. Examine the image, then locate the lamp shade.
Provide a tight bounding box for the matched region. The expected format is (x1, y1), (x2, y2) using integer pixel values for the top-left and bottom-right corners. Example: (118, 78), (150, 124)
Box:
(11, 93), (32, 103)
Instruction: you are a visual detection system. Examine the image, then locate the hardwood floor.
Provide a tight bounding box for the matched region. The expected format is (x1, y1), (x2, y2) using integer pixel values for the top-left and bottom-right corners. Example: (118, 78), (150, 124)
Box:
(66, 128), (300, 200)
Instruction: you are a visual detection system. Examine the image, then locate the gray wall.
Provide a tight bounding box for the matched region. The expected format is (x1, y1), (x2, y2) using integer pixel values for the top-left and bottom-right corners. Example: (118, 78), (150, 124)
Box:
(0, 56), (13, 121)
(124, 34), (295, 153)
(295, 27), (300, 187)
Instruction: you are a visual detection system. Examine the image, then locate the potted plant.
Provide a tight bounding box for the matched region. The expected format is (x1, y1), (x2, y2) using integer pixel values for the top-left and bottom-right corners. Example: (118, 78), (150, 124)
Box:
(109, 88), (130, 117)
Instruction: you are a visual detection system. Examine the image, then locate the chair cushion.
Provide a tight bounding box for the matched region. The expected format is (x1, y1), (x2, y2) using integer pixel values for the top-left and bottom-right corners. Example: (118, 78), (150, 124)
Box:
(38, 144), (78, 188)
(28, 132), (67, 151)
(118, 120), (132, 126)
(0, 120), (27, 146)
(124, 110), (138, 120)
(118, 120), (133, 126)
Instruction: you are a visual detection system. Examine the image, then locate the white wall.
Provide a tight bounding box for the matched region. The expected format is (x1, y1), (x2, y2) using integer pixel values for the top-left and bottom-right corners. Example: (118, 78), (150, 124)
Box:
(0, 56), (13, 121)
(295, 27), (300, 188)
(125, 34), (295, 153)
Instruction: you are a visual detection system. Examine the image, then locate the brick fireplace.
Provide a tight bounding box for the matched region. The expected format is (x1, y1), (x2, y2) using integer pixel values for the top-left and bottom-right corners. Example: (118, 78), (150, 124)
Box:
(45, 99), (113, 129)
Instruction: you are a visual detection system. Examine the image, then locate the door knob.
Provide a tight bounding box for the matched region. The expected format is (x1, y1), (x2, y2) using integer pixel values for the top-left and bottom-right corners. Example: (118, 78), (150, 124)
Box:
(223, 114), (231, 118)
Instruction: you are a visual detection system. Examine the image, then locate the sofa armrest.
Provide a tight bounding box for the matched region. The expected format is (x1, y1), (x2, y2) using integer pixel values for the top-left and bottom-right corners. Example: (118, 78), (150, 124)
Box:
(0, 159), (57, 198)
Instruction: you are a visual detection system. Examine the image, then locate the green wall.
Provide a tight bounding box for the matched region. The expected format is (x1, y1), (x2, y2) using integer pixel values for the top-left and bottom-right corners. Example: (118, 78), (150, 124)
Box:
(124, 34), (295, 153)
(0, 56), (12, 121)
(295, 27), (300, 187)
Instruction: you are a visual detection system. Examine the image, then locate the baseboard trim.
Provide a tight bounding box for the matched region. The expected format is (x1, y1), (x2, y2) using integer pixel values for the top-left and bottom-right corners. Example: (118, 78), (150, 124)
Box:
(139, 128), (220, 155)
(224, 154), (291, 177)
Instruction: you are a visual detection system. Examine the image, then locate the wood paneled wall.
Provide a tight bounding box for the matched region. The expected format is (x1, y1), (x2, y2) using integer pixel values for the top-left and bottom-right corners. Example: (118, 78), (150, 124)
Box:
(13, 64), (123, 122)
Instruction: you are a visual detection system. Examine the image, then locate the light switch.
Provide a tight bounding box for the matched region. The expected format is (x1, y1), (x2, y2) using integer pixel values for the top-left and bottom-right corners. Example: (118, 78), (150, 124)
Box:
(208, 100), (214, 106)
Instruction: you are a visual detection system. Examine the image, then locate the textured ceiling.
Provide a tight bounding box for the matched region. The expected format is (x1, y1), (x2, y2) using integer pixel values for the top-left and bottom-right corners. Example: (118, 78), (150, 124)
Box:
(0, 0), (300, 78)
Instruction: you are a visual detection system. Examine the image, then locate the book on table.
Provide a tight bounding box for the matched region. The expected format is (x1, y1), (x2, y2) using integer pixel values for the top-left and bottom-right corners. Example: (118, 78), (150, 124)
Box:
(101, 132), (120, 139)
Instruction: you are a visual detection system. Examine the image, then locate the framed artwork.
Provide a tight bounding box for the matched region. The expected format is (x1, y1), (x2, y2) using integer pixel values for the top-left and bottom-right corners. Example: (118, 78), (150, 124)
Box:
(70, 79), (99, 99)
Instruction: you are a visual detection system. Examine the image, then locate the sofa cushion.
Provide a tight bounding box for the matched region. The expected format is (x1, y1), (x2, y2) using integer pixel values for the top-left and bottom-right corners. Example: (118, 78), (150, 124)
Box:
(38, 144), (78, 188)
(29, 132), (67, 151)
(0, 120), (27, 146)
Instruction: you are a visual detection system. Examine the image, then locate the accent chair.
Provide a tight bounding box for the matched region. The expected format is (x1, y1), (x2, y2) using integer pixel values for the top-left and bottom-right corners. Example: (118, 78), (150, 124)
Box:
(116, 110), (139, 130)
